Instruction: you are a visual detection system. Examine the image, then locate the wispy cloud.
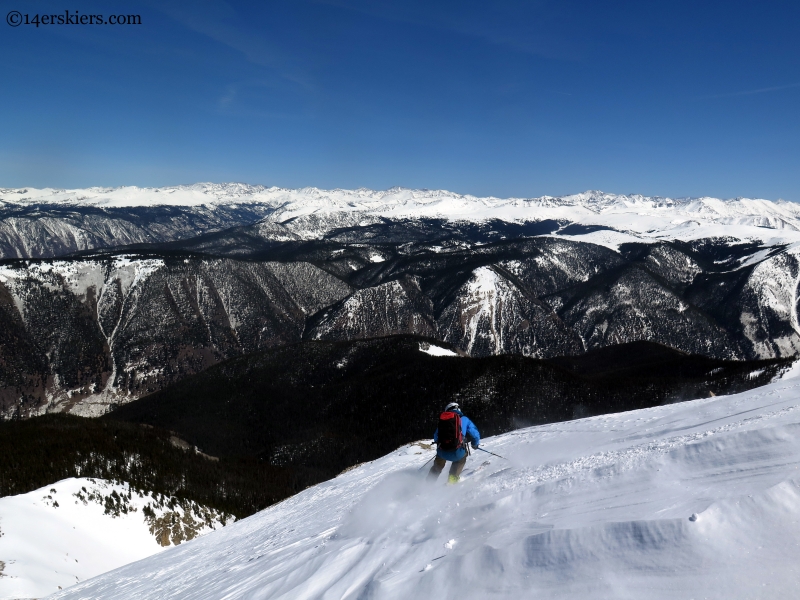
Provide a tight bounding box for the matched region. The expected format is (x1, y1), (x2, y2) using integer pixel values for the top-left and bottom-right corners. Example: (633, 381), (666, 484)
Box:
(215, 79), (314, 120)
(315, 0), (584, 62)
(152, 0), (315, 91)
(699, 83), (800, 100)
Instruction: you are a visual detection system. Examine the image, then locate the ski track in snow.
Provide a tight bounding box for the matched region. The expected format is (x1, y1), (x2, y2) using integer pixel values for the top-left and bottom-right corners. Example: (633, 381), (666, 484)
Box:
(46, 365), (800, 599)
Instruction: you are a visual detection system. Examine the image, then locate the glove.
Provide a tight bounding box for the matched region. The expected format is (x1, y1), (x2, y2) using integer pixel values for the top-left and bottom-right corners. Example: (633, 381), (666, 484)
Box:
(471, 442), (479, 450)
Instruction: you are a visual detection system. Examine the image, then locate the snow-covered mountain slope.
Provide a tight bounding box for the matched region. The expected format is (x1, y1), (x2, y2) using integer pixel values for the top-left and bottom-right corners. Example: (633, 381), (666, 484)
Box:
(0, 477), (232, 600)
(52, 365), (800, 599)
(0, 257), (353, 417)
(3, 237), (800, 418)
(3, 184), (800, 259)
(0, 191), (276, 259)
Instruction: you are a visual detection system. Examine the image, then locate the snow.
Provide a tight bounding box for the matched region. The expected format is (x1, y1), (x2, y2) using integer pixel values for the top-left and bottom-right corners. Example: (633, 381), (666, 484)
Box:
(47, 363), (800, 599)
(550, 228), (645, 250)
(418, 342), (459, 357)
(456, 267), (517, 356)
(0, 478), (229, 600)
(4, 184), (800, 247)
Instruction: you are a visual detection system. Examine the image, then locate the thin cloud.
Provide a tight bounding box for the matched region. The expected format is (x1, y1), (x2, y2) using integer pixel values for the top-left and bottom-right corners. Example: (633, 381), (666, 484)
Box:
(152, 0), (315, 92)
(315, 0), (583, 62)
(699, 83), (800, 100)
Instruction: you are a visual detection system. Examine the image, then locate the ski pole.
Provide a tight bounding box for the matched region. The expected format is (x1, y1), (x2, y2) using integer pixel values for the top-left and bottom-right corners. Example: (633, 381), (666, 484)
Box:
(476, 447), (506, 460)
(418, 455), (436, 471)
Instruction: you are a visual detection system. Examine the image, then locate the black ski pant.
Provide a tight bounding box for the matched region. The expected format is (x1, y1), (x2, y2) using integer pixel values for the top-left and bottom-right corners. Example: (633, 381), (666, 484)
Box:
(427, 455), (467, 481)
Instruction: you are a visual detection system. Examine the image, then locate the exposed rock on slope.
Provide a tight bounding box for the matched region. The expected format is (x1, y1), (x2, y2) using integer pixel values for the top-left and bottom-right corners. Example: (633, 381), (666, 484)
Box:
(736, 249), (800, 358)
(557, 265), (739, 358)
(436, 266), (582, 358)
(0, 258), (352, 417)
(0, 203), (274, 259)
(308, 276), (436, 341)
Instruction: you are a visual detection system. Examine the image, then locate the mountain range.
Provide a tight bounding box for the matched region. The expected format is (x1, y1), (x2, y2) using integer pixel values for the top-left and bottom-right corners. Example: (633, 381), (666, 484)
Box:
(3, 184), (800, 261)
(2, 184), (800, 417)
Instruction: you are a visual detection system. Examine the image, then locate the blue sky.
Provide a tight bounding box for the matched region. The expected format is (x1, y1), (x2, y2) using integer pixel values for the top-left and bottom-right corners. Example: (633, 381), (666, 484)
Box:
(1, 0), (798, 199)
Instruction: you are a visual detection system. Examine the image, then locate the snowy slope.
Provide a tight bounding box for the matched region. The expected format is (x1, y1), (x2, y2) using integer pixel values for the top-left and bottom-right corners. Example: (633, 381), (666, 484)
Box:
(51, 365), (800, 599)
(0, 478), (231, 600)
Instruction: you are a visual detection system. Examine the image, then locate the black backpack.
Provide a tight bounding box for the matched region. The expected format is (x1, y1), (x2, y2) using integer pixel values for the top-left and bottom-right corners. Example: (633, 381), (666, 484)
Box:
(437, 411), (463, 451)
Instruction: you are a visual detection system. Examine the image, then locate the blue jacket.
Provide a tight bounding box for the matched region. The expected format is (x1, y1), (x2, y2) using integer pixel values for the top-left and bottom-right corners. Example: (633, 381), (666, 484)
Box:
(433, 410), (480, 462)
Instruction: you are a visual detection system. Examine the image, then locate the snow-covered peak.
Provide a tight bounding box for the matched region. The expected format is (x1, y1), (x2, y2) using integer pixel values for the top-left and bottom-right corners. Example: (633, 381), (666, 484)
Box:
(3, 183), (800, 248)
(0, 182), (790, 216)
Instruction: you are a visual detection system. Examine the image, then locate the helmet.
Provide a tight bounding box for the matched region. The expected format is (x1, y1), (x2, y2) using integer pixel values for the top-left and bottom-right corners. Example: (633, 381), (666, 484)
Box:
(444, 402), (460, 412)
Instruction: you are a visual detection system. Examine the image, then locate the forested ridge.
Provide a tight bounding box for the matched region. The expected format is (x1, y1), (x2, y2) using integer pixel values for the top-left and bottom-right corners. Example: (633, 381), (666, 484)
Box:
(1, 336), (787, 518)
(0, 415), (313, 518)
(107, 337), (789, 486)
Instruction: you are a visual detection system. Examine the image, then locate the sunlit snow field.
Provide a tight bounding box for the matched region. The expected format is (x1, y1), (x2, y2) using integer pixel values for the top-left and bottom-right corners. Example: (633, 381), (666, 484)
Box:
(0, 479), (168, 599)
(48, 364), (800, 599)
(0, 478), (229, 599)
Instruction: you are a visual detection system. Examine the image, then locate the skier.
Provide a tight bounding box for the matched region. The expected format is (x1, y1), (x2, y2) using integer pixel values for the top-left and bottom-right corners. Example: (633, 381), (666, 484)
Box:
(428, 402), (480, 484)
